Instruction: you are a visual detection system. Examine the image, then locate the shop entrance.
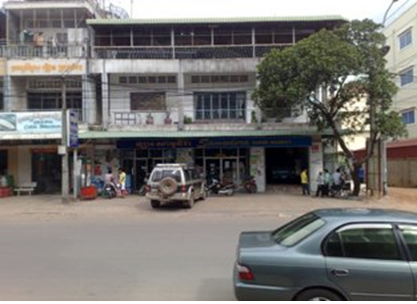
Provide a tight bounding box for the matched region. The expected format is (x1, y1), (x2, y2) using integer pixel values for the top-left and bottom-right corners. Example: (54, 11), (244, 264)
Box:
(265, 148), (308, 185)
(0, 150), (7, 175)
(32, 151), (61, 194)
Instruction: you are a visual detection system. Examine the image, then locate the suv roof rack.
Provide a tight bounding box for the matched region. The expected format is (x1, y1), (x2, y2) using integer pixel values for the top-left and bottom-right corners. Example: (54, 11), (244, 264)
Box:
(155, 163), (188, 168)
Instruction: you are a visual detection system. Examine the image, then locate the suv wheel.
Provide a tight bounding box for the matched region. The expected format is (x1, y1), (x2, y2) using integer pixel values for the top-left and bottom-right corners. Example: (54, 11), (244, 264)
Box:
(159, 177), (178, 196)
(150, 200), (161, 209)
(184, 196), (194, 209)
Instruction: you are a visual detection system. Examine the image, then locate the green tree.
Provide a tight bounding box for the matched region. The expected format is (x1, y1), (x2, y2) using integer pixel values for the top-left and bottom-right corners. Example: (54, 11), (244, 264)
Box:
(253, 19), (407, 196)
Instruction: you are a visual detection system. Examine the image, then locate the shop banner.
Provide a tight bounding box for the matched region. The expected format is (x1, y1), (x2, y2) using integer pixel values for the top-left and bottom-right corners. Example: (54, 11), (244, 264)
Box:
(0, 111), (62, 134)
(117, 136), (312, 150)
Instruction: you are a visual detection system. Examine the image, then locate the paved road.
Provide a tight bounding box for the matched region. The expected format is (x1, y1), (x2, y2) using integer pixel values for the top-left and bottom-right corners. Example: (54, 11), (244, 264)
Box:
(0, 190), (415, 300)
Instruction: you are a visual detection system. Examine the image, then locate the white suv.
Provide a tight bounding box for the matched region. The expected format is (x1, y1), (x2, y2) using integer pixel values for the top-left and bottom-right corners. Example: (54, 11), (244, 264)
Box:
(145, 164), (206, 209)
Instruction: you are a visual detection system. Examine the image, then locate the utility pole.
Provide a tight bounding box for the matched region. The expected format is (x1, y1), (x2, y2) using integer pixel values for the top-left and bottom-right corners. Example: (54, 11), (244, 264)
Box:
(61, 77), (69, 203)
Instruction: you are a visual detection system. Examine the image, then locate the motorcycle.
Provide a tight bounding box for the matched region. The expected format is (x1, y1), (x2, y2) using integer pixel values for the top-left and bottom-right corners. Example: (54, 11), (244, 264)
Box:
(242, 176), (257, 194)
(103, 182), (117, 199)
(205, 177), (235, 196)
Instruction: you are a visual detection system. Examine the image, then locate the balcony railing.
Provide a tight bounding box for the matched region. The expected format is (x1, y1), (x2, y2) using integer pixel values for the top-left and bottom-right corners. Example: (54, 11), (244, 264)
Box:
(93, 44), (291, 60)
(5, 44), (87, 59)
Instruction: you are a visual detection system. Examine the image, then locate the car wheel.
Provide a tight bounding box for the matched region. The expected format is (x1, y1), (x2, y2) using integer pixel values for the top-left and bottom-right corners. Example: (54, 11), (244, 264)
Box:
(184, 196), (194, 209)
(295, 289), (342, 301)
(150, 200), (161, 209)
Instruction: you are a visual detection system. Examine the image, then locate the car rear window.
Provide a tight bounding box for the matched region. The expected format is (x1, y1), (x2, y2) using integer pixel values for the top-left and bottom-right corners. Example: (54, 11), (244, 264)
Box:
(151, 169), (182, 183)
(272, 213), (326, 247)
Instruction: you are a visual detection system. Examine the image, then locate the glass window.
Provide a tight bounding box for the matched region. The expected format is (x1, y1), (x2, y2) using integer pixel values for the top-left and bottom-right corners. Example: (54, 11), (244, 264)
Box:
(272, 212), (326, 247)
(151, 169), (181, 183)
(399, 225), (417, 261)
(402, 110), (415, 125)
(325, 225), (401, 260)
(193, 92), (246, 121)
(400, 67), (414, 86)
(399, 28), (413, 49)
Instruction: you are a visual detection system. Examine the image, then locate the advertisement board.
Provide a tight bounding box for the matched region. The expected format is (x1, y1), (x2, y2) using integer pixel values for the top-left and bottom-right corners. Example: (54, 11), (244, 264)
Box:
(0, 112), (62, 134)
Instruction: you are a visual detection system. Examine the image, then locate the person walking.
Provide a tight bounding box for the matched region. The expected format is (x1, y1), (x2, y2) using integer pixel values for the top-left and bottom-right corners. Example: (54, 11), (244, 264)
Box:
(316, 171), (324, 197)
(300, 168), (310, 196)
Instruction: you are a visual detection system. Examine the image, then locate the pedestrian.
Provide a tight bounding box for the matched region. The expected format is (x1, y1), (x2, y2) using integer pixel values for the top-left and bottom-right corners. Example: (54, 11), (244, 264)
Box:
(316, 171), (324, 197)
(323, 169), (331, 197)
(332, 168), (342, 194)
(300, 168), (310, 196)
(118, 167), (127, 197)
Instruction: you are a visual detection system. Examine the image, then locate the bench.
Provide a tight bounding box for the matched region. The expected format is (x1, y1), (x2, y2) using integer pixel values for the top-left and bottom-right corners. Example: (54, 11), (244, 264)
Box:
(14, 182), (37, 196)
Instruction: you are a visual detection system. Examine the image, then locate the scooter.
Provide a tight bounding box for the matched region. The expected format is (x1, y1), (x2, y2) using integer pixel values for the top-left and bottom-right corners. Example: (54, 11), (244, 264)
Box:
(242, 176), (257, 194)
(206, 177), (235, 196)
(103, 182), (117, 199)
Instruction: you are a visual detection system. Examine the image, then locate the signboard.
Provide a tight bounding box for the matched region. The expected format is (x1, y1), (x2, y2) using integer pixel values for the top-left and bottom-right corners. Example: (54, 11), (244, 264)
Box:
(0, 112), (62, 134)
(67, 110), (79, 148)
(117, 136), (312, 150)
(7, 59), (86, 76)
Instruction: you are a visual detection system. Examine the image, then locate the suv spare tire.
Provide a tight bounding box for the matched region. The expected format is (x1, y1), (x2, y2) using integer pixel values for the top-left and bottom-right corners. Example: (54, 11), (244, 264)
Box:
(159, 177), (178, 196)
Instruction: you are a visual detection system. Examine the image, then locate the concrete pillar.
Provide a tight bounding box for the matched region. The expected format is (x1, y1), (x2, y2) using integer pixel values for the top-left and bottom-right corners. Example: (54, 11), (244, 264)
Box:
(309, 141), (324, 193)
(250, 147), (265, 192)
(177, 60), (185, 130)
(101, 71), (109, 128)
(3, 75), (11, 111)
(82, 74), (96, 124)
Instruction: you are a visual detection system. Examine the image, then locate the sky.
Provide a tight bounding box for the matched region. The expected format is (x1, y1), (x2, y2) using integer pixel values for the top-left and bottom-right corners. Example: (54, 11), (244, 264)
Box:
(106, 0), (417, 25)
(0, 0), (416, 25)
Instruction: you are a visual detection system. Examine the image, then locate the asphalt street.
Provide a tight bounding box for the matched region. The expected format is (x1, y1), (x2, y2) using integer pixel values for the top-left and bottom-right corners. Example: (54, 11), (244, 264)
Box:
(0, 190), (415, 300)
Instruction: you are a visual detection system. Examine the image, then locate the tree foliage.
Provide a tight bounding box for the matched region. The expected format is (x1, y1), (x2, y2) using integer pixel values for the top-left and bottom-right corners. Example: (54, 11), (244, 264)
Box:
(253, 19), (407, 196)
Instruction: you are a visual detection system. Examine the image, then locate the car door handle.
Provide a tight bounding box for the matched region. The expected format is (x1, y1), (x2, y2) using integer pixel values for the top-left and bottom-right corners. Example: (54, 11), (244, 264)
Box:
(331, 269), (350, 277)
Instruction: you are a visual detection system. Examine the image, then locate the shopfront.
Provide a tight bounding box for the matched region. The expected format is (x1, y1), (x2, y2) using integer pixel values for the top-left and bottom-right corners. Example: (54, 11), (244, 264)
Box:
(114, 135), (313, 193)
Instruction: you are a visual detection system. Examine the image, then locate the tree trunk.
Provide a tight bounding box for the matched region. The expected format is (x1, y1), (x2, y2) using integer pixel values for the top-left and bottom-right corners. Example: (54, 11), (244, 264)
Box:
(351, 163), (362, 197)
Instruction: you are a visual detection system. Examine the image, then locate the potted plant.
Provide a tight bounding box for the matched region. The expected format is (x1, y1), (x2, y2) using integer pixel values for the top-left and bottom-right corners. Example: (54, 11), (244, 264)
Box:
(146, 113), (154, 125)
(164, 111), (172, 125)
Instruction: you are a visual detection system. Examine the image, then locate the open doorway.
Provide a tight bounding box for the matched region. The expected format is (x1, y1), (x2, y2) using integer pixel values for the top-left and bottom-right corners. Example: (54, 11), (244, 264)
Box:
(265, 148), (308, 185)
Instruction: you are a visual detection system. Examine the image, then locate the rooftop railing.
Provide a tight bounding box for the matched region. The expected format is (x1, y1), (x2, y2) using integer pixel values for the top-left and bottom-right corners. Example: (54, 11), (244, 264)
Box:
(5, 43), (87, 59)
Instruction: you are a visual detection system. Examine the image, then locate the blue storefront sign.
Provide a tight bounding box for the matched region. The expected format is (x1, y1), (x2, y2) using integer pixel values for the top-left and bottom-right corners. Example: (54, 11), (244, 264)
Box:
(0, 112), (61, 133)
(117, 136), (312, 150)
(67, 110), (79, 148)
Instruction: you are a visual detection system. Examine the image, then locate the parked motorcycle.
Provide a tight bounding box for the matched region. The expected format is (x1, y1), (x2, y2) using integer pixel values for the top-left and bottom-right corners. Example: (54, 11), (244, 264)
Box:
(103, 182), (117, 199)
(242, 176), (257, 194)
(205, 177), (235, 196)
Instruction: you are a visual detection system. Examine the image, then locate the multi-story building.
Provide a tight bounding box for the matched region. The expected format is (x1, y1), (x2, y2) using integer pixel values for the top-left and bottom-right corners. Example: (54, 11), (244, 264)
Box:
(384, 3), (417, 187)
(0, 0), (345, 194)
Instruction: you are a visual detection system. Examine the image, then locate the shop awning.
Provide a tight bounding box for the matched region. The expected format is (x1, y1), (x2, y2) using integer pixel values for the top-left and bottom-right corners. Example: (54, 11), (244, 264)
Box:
(79, 128), (328, 139)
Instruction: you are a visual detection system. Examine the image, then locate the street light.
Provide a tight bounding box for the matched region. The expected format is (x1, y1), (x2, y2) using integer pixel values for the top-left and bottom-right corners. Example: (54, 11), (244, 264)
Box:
(368, 0), (399, 196)
(383, 0), (399, 26)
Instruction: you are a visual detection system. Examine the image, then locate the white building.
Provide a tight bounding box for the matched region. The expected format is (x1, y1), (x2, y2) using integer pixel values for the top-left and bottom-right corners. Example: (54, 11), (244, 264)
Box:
(0, 0), (346, 194)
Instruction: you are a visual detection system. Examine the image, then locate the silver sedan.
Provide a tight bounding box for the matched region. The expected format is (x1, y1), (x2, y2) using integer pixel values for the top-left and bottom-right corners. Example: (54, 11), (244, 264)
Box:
(234, 208), (417, 301)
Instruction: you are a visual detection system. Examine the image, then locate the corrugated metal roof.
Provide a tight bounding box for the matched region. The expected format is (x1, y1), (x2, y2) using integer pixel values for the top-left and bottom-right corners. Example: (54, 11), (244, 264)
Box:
(87, 15), (347, 26)
(79, 129), (325, 139)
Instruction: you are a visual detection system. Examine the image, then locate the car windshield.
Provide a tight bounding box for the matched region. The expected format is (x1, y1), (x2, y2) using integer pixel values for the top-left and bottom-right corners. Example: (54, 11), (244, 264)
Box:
(272, 213), (326, 247)
(151, 169), (182, 183)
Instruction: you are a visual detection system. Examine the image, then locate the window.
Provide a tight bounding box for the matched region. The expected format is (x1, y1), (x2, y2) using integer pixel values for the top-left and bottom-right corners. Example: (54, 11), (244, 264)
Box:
(399, 225), (417, 261)
(399, 28), (413, 49)
(324, 224), (401, 260)
(271, 212), (326, 247)
(130, 93), (166, 111)
(400, 68), (414, 86)
(194, 92), (246, 121)
(402, 109), (415, 124)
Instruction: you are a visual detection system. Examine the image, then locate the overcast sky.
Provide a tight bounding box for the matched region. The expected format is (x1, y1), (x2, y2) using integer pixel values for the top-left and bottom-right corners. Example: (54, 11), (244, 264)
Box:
(110, 0), (416, 24)
(0, 0), (416, 25)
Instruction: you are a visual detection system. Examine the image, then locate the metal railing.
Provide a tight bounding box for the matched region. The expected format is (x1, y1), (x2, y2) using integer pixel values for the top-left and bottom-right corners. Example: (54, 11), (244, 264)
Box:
(5, 44), (87, 59)
(93, 44), (291, 60)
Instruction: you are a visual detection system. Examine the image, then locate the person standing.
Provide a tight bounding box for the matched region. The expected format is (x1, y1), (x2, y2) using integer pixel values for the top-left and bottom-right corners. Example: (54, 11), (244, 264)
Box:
(323, 169), (331, 197)
(118, 168), (127, 197)
(316, 172), (324, 197)
(301, 168), (310, 196)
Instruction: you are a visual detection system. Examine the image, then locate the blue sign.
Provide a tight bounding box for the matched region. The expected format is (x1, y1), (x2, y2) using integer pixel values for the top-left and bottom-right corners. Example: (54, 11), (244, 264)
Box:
(67, 110), (79, 148)
(117, 136), (312, 150)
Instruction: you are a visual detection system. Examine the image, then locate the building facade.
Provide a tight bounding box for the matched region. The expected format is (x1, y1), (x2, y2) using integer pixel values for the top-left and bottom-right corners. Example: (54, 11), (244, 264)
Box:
(0, 0), (345, 195)
(384, 3), (417, 187)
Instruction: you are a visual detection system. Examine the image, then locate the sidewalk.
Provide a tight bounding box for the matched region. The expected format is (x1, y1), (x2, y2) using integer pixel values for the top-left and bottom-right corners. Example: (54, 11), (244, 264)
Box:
(0, 187), (416, 222)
